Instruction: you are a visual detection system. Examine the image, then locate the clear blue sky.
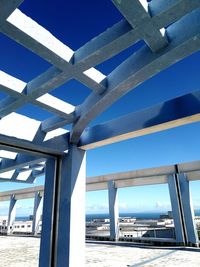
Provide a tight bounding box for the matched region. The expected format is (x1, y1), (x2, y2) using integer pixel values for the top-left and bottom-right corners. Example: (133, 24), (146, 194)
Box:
(0, 0), (200, 216)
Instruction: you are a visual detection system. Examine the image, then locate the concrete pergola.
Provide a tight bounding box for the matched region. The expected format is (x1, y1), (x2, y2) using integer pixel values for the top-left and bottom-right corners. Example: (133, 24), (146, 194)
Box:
(0, 0), (200, 266)
(1, 160), (200, 244)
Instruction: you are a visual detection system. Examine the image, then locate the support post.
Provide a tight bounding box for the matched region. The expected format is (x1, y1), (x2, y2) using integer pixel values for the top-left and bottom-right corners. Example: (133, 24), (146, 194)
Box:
(167, 174), (185, 245)
(39, 158), (58, 267)
(108, 180), (119, 241)
(178, 173), (199, 246)
(32, 191), (42, 235)
(7, 194), (16, 234)
(56, 144), (86, 267)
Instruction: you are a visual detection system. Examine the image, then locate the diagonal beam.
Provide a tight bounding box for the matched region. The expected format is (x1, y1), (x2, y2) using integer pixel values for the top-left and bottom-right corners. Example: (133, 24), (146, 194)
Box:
(0, 170), (18, 181)
(15, 166), (45, 178)
(0, 176), (35, 184)
(15, 169), (42, 183)
(79, 90), (200, 150)
(25, 173), (37, 183)
(18, 164), (45, 172)
(149, 0), (200, 18)
(74, 19), (135, 67)
(0, 168), (38, 184)
(112, 0), (168, 52)
(0, 153), (45, 174)
(71, 9), (200, 144)
(1, 9), (106, 93)
(0, 0), (23, 21)
(74, 0), (200, 66)
(0, 128), (69, 156)
(31, 169), (45, 177)
(10, 170), (36, 183)
(0, 69), (75, 119)
(12, 172), (43, 183)
(4, 8), (74, 68)
(41, 116), (74, 132)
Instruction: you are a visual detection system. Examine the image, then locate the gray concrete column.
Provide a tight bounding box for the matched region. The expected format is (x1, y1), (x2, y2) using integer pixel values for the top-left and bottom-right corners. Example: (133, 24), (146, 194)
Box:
(32, 191), (42, 235)
(167, 174), (185, 244)
(108, 180), (119, 241)
(178, 173), (199, 246)
(56, 144), (86, 267)
(39, 158), (58, 267)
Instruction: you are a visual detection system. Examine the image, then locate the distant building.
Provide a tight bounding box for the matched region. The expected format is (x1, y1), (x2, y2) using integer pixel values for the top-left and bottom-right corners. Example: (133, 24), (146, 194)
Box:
(160, 211), (173, 219)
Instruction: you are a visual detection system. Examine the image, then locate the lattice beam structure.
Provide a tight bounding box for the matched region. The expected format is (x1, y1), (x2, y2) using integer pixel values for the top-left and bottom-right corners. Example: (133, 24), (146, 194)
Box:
(71, 8), (200, 143)
(0, 147), (46, 183)
(0, 1), (199, 188)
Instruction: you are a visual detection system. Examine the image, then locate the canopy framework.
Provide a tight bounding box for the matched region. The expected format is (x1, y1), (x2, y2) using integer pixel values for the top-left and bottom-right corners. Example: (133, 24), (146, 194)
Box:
(0, 0), (200, 266)
(0, 1), (199, 180)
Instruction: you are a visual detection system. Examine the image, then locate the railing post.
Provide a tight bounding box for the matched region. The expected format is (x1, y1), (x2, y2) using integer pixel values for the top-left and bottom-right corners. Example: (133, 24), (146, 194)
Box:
(178, 173), (199, 246)
(32, 191), (42, 235)
(167, 174), (185, 245)
(7, 194), (16, 234)
(108, 180), (119, 241)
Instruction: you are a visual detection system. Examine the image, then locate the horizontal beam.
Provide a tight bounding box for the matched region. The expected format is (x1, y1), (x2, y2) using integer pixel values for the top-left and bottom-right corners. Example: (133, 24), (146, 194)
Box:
(0, 0), (23, 21)
(79, 90), (200, 149)
(0, 185), (44, 201)
(0, 130), (69, 156)
(87, 165), (175, 184)
(1, 160), (200, 199)
(186, 170), (200, 181)
(3, 151), (200, 185)
(86, 175), (168, 191)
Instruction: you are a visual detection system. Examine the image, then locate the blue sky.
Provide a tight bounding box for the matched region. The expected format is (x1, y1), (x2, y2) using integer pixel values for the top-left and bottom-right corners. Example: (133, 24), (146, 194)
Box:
(0, 0), (200, 216)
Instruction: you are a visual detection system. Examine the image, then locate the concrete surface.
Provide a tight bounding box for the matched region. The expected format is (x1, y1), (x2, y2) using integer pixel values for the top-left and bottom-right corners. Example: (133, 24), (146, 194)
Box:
(0, 236), (200, 267)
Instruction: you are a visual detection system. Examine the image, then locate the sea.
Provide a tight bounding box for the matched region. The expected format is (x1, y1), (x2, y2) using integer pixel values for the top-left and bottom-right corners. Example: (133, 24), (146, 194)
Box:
(86, 211), (200, 222)
(16, 211), (200, 222)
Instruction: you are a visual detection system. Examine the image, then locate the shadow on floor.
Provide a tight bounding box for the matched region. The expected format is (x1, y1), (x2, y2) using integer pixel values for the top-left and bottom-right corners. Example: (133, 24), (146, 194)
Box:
(127, 250), (176, 267)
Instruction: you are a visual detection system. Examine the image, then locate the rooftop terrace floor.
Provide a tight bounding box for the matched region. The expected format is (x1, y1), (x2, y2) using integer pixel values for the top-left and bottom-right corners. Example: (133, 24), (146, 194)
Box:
(0, 236), (200, 266)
